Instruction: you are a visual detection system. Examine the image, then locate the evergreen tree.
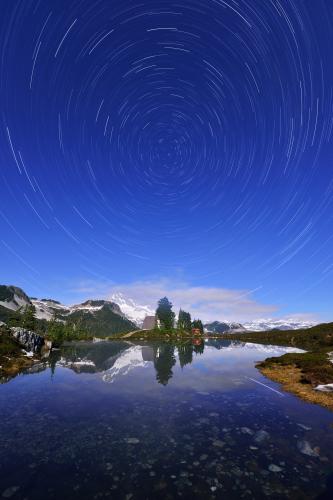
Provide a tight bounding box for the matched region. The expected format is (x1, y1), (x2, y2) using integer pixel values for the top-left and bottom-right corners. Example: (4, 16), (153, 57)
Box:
(177, 309), (192, 331)
(156, 297), (175, 330)
(183, 311), (192, 331)
(21, 304), (37, 331)
(177, 309), (185, 330)
(191, 319), (204, 334)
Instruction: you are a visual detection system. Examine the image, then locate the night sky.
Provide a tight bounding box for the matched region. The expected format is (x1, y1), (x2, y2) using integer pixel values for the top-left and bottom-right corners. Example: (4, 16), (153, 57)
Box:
(1, 0), (332, 321)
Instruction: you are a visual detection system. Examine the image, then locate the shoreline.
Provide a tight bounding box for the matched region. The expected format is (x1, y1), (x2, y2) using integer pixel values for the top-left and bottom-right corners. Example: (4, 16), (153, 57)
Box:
(257, 362), (333, 412)
(222, 324), (333, 412)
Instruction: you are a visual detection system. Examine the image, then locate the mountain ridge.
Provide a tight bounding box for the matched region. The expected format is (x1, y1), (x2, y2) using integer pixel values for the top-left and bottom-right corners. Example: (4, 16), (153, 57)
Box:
(0, 284), (318, 333)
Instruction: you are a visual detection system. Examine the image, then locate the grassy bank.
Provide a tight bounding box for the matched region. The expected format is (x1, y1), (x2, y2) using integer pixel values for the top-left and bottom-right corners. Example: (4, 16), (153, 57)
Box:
(112, 328), (196, 340)
(223, 323), (333, 411)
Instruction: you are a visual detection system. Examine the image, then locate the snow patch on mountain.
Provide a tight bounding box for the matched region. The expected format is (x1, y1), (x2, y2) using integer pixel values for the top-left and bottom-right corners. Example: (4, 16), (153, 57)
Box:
(31, 299), (70, 320)
(242, 318), (316, 331)
(110, 293), (154, 326)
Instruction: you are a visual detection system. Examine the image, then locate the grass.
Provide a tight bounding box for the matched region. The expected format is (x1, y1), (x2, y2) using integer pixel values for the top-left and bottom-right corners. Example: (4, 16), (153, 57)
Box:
(112, 328), (198, 340)
(257, 350), (333, 386)
(258, 363), (333, 412)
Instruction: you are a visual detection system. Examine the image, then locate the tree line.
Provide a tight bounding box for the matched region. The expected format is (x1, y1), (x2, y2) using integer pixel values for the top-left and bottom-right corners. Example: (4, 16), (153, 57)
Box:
(155, 297), (204, 334)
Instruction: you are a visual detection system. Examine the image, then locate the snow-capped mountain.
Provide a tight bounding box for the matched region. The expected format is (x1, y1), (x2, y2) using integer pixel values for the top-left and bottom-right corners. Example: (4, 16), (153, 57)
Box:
(70, 299), (125, 316)
(204, 321), (245, 334)
(0, 284), (318, 333)
(31, 299), (71, 320)
(0, 286), (136, 336)
(109, 292), (154, 326)
(242, 318), (316, 331)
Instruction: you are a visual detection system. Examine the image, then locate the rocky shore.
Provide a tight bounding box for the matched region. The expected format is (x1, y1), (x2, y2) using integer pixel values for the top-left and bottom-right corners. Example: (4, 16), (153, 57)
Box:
(0, 326), (52, 382)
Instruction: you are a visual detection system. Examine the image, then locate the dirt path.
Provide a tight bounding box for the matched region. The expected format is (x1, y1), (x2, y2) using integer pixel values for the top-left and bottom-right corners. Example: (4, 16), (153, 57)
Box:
(122, 329), (147, 338)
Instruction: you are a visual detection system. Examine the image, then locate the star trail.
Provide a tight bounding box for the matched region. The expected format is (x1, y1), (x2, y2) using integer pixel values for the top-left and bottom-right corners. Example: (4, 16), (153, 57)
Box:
(0, 0), (332, 320)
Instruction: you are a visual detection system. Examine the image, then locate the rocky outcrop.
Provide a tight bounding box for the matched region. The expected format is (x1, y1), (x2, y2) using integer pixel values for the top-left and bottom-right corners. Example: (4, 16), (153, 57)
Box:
(10, 327), (50, 353)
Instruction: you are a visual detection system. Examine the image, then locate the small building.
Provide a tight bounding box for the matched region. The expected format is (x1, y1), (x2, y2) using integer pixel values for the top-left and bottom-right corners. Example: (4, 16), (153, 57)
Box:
(142, 315), (157, 330)
(192, 328), (202, 336)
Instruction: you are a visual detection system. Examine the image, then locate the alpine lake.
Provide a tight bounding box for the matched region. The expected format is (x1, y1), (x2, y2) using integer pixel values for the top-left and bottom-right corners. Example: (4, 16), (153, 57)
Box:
(1, 339), (333, 499)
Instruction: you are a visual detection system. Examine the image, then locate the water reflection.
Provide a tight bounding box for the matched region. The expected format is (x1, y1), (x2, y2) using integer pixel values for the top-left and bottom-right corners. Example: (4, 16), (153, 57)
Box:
(1, 339), (333, 500)
(51, 339), (207, 385)
(2, 338), (306, 389)
(17, 338), (305, 388)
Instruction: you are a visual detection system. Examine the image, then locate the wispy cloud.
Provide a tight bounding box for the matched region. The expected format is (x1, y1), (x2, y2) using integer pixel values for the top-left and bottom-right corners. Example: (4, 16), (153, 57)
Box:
(69, 277), (279, 322)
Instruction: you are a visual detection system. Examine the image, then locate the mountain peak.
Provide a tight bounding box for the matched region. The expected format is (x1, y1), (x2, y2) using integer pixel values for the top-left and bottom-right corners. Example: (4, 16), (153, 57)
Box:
(109, 293), (154, 326)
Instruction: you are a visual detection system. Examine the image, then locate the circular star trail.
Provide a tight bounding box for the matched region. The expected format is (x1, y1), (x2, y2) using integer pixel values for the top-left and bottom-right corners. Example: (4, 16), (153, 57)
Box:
(0, 0), (332, 314)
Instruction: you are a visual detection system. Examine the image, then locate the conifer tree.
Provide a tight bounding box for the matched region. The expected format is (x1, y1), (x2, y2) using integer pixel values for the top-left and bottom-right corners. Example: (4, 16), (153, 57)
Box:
(156, 297), (175, 330)
(191, 319), (204, 334)
(21, 304), (37, 331)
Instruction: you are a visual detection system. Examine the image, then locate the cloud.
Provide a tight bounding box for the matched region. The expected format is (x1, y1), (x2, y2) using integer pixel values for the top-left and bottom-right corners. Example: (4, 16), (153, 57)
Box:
(69, 277), (278, 322)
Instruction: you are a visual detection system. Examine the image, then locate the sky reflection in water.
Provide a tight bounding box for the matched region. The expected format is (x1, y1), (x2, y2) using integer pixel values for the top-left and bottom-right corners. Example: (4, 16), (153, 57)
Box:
(0, 340), (333, 500)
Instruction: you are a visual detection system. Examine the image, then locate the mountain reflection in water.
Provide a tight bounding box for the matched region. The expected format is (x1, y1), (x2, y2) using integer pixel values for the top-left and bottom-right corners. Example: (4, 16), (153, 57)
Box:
(47, 339), (209, 385)
(26, 339), (303, 388)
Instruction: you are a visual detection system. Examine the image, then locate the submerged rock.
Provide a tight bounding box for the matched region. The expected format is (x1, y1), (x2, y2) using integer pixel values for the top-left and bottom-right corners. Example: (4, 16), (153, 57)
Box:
(212, 440), (225, 448)
(268, 464), (283, 472)
(1, 486), (20, 498)
(125, 438), (140, 444)
(241, 427), (254, 435)
(253, 430), (270, 443)
(297, 440), (320, 457)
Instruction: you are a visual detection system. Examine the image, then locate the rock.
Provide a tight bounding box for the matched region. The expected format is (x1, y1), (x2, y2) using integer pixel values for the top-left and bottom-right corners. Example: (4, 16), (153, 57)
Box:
(2, 486), (20, 498)
(10, 327), (46, 353)
(268, 464), (283, 472)
(253, 430), (270, 443)
(314, 383), (333, 393)
(297, 440), (320, 457)
(212, 440), (225, 448)
(241, 427), (254, 435)
(297, 424), (312, 431)
(125, 438), (140, 444)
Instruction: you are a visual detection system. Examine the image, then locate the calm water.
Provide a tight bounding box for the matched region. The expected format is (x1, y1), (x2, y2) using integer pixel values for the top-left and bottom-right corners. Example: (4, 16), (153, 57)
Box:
(0, 339), (333, 500)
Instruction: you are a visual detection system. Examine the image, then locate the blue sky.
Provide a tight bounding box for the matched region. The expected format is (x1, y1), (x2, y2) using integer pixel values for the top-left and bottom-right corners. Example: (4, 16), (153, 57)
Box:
(1, 0), (333, 322)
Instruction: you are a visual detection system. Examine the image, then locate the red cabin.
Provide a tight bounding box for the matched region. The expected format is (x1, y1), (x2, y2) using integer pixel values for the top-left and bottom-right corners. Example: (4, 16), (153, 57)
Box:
(191, 328), (201, 336)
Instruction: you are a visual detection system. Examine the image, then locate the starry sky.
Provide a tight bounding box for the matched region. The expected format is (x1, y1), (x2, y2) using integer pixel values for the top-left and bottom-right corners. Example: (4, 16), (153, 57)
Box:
(1, 0), (333, 322)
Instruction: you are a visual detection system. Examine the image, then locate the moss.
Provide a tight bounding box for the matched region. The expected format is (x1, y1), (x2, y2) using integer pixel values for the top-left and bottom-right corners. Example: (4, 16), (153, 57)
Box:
(258, 350), (333, 384)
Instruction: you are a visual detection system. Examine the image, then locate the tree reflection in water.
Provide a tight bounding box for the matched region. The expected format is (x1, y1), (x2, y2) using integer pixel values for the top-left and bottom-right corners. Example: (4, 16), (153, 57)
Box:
(154, 339), (205, 385)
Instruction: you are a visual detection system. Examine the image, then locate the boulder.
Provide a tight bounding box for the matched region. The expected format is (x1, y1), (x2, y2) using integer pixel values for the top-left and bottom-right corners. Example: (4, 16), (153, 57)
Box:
(10, 327), (50, 353)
